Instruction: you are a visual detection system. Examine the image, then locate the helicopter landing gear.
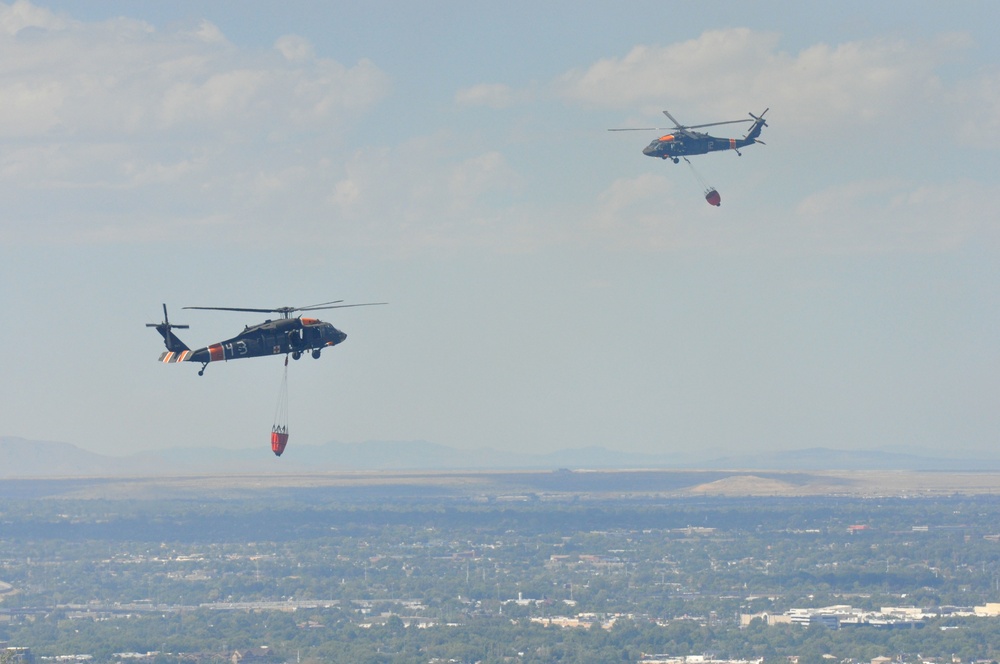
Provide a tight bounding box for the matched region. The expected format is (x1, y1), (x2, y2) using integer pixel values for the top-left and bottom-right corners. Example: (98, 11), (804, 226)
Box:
(672, 157), (679, 164)
(291, 351), (302, 360)
(312, 349), (321, 359)
(198, 362), (208, 376)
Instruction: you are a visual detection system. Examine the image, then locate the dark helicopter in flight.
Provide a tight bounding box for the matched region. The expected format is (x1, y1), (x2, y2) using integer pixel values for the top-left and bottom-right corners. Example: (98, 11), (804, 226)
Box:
(148, 300), (385, 376)
(610, 108), (768, 163)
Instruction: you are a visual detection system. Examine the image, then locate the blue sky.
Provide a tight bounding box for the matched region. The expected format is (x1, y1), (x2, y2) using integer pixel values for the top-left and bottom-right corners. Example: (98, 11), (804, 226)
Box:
(2, 1), (999, 462)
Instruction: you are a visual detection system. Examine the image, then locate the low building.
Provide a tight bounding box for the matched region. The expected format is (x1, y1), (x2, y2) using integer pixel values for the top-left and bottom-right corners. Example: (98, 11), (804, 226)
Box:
(787, 606), (853, 629)
(638, 657), (762, 664)
(973, 603), (1000, 616)
(231, 647), (279, 664)
(744, 605), (926, 630)
(740, 612), (791, 626)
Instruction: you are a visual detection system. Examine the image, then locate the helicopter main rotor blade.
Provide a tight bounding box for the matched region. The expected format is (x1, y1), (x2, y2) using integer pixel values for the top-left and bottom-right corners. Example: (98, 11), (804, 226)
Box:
(610, 115), (752, 133)
(295, 300), (345, 310)
(682, 119), (753, 130)
(184, 306), (279, 314)
(662, 110), (753, 130)
(298, 302), (388, 311)
(662, 109), (684, 127)
(184, 300), (345, 314)
(183, 301), (386, 316)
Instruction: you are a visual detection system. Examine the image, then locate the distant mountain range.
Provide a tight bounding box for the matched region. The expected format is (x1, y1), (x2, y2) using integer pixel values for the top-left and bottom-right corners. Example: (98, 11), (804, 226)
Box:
(2, 436), (998, 478)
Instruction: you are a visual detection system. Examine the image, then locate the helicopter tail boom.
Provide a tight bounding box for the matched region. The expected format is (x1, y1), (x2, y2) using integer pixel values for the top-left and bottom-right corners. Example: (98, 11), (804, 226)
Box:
(153, 327), (190, 353)
(158, 350), (193, 363)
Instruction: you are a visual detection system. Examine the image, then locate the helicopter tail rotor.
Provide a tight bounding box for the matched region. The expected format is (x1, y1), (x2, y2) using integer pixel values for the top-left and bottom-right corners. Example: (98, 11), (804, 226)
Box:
(745, 108), (769, 143)
(748, 107), (769, 125)
(147, 303), (191, 352)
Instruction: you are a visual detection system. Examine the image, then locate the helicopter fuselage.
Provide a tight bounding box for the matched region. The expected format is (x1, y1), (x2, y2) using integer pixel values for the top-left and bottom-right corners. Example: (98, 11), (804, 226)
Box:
(158, 317), (347, 373)
(642, 132), (758, 161)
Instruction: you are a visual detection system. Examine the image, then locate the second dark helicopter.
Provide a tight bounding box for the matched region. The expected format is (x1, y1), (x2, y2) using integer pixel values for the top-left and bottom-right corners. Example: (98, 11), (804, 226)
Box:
(148, 300), (385, 376)
(610, 108), (768, 163)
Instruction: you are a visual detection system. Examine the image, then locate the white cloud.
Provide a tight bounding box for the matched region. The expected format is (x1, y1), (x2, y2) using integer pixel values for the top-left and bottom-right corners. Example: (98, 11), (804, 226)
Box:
(578, 170), (1000, 257)
(790, 178), (1000, 253)
(1, 8), (995, 258)
(0, 1), (392, 245)
(188, 18), (226, 44)
(586, 173), (719, 251)
(0, 4), (390, 139)
(0, 0), (72, 34)
(455, 83), (519, 108)
(330, 176), (361, 208)
(952, 65), (1000, 146)
(554, 29), (983, 140)
(557, 29), (777, 112)
(275, 34), (314, 62)
(159, 69), (270, 127)
(449, 151), (521, 206)
(594, 173), (675, 228)
(0, 79), (63, 133)
(323, 137), (530, 253)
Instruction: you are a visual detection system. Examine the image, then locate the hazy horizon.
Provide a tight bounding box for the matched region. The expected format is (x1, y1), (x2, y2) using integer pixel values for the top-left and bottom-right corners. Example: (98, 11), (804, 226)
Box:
(4, 436), (1000, 483)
